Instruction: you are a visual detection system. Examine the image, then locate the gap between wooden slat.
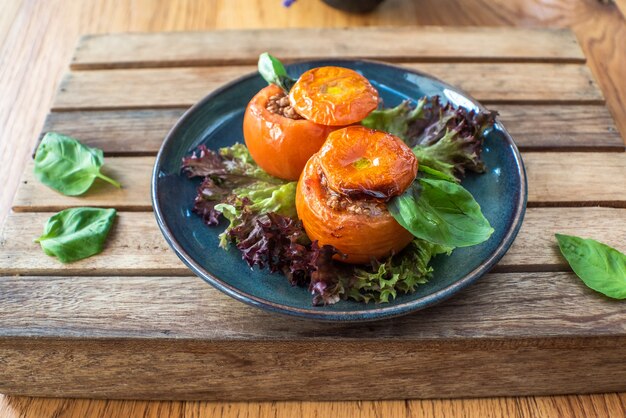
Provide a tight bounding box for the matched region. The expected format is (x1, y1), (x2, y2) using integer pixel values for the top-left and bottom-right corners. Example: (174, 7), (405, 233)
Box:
(51, 63), (605, 111)
(11, 152), (626, 212)
(70, 57), (589, 71)
(36, 104), (624, 156)
(70, 27), (586, 71)
(1, 208), (624, 277)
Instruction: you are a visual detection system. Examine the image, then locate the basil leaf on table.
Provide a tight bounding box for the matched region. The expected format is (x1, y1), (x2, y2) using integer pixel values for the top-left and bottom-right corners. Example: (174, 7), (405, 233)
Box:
(34, 132), (121, 196)
(556, 234), (626, 299)
(388, 178), (493, 248)
(257, 52), (295, 93)
(35, 207), (117, 263)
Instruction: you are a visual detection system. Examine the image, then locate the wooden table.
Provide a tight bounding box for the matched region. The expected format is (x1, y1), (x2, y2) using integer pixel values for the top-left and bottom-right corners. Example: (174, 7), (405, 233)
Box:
(1, 1), (626, 417)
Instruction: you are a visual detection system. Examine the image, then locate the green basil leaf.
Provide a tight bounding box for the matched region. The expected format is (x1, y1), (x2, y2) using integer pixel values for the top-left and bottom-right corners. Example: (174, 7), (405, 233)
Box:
(34, 132), (121, 196)
(555, 234), (626, 299)
(418, 164), (458, 183)
(257, 52), (295, 93)
(34, 207), (117, 263)
(388, 178), (493, 247)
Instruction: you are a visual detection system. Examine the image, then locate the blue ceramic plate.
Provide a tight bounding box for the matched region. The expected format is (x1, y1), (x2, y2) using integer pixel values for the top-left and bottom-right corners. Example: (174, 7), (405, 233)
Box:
(152, 59), (527, 322)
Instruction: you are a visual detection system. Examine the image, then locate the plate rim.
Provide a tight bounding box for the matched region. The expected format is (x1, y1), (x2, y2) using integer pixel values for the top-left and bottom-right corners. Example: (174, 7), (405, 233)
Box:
(151, 58), (528, 322)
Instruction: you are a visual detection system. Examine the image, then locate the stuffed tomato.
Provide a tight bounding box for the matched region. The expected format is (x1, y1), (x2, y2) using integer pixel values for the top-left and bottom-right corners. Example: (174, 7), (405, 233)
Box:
(296, 126), (418, 264)
(243, 84), (337, 181)
(244, 55), (380, 181)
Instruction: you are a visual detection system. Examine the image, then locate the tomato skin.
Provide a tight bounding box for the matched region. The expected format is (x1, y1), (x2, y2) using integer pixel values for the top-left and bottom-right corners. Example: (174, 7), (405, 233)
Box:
(296, 155), (414, 264)
(243, 85), (338, 181)
(289, 66), (379, 126)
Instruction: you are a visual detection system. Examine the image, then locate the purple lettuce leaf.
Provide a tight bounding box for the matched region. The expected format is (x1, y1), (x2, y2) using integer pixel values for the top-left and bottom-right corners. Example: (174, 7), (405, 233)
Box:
(362, 96), (498, 181)
(224, 200), (346, 305)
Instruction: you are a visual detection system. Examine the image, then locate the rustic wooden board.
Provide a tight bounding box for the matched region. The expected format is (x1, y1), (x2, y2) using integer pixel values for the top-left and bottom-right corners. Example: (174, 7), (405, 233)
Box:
(11, 153), (626, 212)
(1, 272), (625, 340)
(1, 208), (625, 276)
(38, 105), (625, 155)
(1, 27), (625, 401)
(53, 63), (604, 111)
(71, 27), (586, 70)
(2, 337), (624, 400)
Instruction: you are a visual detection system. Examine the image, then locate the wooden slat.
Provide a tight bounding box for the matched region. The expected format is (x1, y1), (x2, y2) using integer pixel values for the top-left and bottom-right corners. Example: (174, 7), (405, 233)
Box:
(13, 157), (153, 212)
(11, 153), (626, 212)
(52, 63), (604, 111)
(70, 28), (586, 70)
(0, 271), (625, 340)
(38, 105), (624, 155)
(40, 109), (186, 155)
(495, 105), (623, 151)
(1, 208), (624, 276)
(2, 336), (625, 400)
(525, 152), (626, 207)
(0, 212), (183, 275)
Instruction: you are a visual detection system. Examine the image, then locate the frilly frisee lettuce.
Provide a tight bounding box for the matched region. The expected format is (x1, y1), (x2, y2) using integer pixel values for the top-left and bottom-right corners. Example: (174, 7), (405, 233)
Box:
(34, 132), (121, 196)
(35, 207), (117, 263)
(343, 239), (452, 304)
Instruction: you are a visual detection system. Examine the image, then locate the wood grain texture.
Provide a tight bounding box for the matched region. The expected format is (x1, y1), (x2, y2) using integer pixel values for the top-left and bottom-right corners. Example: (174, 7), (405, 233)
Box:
(1, 271), (625, 340)
(13, 157), (153, 212)
(1, 337), (625, 400)
(11, 153), (626, 212)
(52, 63), (604, 111)
(38, 105), (624, 156)
(570, 2), (626, 147)
(1, 0), (626, 415)
(70, 27), (586, 69)
(525, 152), (626, 206)
(2, 394), (625, 418)
(495, 104), (623, 151)
(2, 208), (625, 276)
(40, 108), (187, 156)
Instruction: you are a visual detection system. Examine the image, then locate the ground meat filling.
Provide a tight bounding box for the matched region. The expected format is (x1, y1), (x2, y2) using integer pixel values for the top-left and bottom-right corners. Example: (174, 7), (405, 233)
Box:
(266, 92), (303, 120)
(319, 170), (386, 216)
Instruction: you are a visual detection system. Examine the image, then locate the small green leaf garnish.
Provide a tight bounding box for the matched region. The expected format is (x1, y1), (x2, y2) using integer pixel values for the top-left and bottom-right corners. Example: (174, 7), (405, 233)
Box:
(34, 132), (121, 196)
(35, 207), (117, 263)
(556, 234), (626, 299)
(257, 52), (295, 93)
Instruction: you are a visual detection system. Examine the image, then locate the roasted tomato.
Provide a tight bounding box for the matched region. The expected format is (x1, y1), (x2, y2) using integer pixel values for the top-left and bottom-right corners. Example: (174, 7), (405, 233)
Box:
(243, 84), (338, 181)
(289, 66), (379, 126)
(318, 127), (417, 199)
(296, 126), (418, 264)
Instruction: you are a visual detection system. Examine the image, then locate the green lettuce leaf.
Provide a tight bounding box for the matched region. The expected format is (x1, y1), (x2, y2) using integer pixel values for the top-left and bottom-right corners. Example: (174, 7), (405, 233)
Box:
(556, 234), (626, 299)
(361, 97), (497, 181)
(346, 239), (451, 303)
(215, 180), (297, 248)
(182, 143), (291, 227)
(361, 99), (425, 139)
